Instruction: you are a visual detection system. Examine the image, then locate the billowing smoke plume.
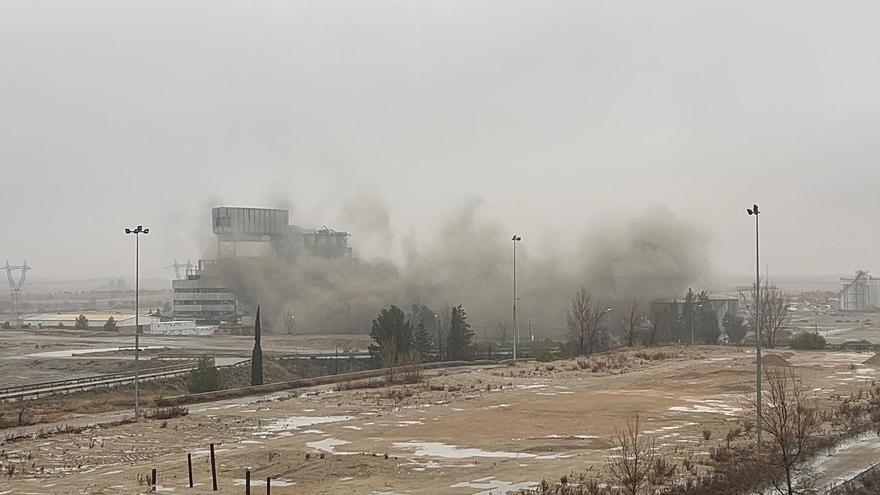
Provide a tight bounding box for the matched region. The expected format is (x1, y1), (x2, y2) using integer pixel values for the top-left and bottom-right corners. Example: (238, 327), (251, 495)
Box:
(206, 199), (712, 335)
(579, 208), (712, 300)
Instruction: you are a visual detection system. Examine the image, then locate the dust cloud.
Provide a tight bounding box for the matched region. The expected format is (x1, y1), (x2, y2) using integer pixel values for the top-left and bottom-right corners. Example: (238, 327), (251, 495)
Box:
(205, 199), (711, 336)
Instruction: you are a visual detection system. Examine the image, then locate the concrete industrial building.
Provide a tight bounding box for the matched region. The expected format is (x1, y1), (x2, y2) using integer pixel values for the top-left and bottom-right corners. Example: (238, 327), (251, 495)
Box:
(173, 206), (351, 325)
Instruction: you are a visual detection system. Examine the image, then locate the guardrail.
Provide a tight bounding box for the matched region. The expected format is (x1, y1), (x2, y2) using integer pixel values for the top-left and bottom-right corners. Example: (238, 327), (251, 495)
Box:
(156, 359), (501, 407)
(0, 362), (196, 396)
(0, 359), (250, 402)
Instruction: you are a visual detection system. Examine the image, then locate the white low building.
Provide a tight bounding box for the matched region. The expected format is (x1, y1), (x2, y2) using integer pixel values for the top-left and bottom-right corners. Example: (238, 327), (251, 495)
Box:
(149, 320), (216, 336)
(21, 313), (158, 330)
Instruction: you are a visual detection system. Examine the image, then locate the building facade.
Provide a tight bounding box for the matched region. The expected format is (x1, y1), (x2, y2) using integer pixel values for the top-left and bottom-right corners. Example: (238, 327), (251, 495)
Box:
(172, 206), (351, 325)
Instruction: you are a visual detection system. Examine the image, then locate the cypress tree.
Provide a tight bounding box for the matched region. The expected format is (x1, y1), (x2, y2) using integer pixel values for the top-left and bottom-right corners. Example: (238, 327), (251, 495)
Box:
(251, 305), (263, 386)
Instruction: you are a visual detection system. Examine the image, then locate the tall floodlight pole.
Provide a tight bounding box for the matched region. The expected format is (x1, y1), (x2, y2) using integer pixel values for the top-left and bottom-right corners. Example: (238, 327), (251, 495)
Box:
(747, 204), (762, 444)
(689, 306), (694, 346)
(125, 225), (149, 418)
(512, 235), (522, 361)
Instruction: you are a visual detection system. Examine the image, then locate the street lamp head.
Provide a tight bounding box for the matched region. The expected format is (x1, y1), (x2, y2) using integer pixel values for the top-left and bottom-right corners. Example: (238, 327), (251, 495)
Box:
(747, 204), (760, 216)
(125, 228), (132, 234)
(512, 235), (522, 241)
(143, 228), (150, 234)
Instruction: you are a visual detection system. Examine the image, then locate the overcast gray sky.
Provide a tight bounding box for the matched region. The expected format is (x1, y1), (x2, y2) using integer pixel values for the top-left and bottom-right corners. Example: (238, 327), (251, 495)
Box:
(2, 1), (879, 282)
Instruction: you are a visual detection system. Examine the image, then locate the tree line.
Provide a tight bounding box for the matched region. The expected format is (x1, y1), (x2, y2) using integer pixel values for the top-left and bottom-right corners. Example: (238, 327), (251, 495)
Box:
(368, 304), (474, 366)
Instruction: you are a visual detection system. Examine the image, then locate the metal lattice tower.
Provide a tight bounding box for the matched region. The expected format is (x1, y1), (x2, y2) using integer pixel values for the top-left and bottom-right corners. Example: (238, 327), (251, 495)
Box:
(4, 261), (31, 328)
(166, 259), (194, 280)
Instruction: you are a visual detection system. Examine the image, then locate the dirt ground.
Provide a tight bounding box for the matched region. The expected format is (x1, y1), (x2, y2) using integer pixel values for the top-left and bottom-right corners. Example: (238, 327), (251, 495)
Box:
(1, 345), (878, 494)
(0, 330), (373, 387)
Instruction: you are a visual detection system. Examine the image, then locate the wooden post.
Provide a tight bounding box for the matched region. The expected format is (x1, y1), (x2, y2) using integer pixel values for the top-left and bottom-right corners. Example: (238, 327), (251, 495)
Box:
(187, 453), (193, 488)
(210, 443), (218, 491)
(151, 468), (157, 492)
(245, 469), (251, 495)
(266, 477), (271, 495)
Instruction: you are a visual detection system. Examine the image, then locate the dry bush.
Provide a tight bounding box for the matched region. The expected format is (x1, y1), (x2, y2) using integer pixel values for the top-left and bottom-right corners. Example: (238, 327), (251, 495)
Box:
(386, 387), (416, 403)
(742, 367), (821, 495)
(333, 379), (386, 391)
(606, 414), (656, 495)
(398, 350), (423, 384)
(379, 339), (398, 383)
(145, 406), (189, 420)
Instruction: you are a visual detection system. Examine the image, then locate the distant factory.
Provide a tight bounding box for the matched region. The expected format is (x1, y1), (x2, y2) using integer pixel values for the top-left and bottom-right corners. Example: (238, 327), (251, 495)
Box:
(840, 270), (880, 312)
(172, 206), (351, 325)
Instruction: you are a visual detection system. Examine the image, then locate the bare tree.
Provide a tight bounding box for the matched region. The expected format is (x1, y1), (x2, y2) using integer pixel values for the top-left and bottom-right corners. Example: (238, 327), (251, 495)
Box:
(743, 368), (821, 495)
(567, 286), (608, 355)
(606, 414), (656, 495)
(649, 304), (671, 345)
(17, 400), (31, 426)
(625, 297), (643, 347)
(745, 278), (792, 348)
(496, 321), (509, 345)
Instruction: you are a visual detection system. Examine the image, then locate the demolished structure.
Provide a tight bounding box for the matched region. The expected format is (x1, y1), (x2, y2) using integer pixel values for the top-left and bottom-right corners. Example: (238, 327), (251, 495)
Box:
(172, 207), (351, 325)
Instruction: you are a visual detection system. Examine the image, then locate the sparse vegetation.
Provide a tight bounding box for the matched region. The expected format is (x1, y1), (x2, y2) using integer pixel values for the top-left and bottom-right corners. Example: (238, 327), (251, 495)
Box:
(145, 406), (189, 420)
(566, 286), (609, 356)
(789, 331), (826, 350)
(606, 414), (657, 495)
(188, 356), (221, 393)
(744, 367), (821, 495)
(102, 316), (117, 331)
(74, 314), (89, 330)
(746, 279), (792, 349)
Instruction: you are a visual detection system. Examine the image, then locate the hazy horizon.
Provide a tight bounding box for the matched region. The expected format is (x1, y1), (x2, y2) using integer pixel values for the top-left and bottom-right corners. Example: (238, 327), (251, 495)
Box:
(4, 1), (880, 284)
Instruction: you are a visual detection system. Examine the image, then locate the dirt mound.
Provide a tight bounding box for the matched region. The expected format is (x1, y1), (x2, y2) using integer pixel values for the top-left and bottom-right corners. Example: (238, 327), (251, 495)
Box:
(761, 354), (791, 367)
(863, 354), (880, 366)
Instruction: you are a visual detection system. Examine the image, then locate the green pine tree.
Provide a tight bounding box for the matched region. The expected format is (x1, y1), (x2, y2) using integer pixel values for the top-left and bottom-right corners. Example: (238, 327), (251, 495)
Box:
(75, 314), (89, 329)
(446, 305), (473, 361)
(369, 305), (413, 364)
(103, 316), (117, 331)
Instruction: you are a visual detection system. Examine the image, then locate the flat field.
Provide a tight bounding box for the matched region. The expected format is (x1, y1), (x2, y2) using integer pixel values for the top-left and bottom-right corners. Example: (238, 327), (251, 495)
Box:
(1, 345), (878, 494)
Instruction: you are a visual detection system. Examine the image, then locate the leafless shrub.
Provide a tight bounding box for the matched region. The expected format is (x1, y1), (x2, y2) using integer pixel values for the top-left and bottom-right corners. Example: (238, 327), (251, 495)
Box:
(385, 387), (415, 403)
(17, 401), (31, 427)
(145, 406), (189, 420)
(606, 414), (656, 495)
(725, 427), (741, 448)
(398, 350), (423, 384)
(742, 367), (821, 495)
(334, 379), (386, 391)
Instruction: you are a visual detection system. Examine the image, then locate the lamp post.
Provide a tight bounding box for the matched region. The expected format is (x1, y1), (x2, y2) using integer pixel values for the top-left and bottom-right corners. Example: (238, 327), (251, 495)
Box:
(698, 303), (704, 344)
(747, 204), (762, 444)
(689, 305), (694, 346)
(125, 224), (149, 418)
(690, 302), (703, 345)
(511, 235), (522, 361)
